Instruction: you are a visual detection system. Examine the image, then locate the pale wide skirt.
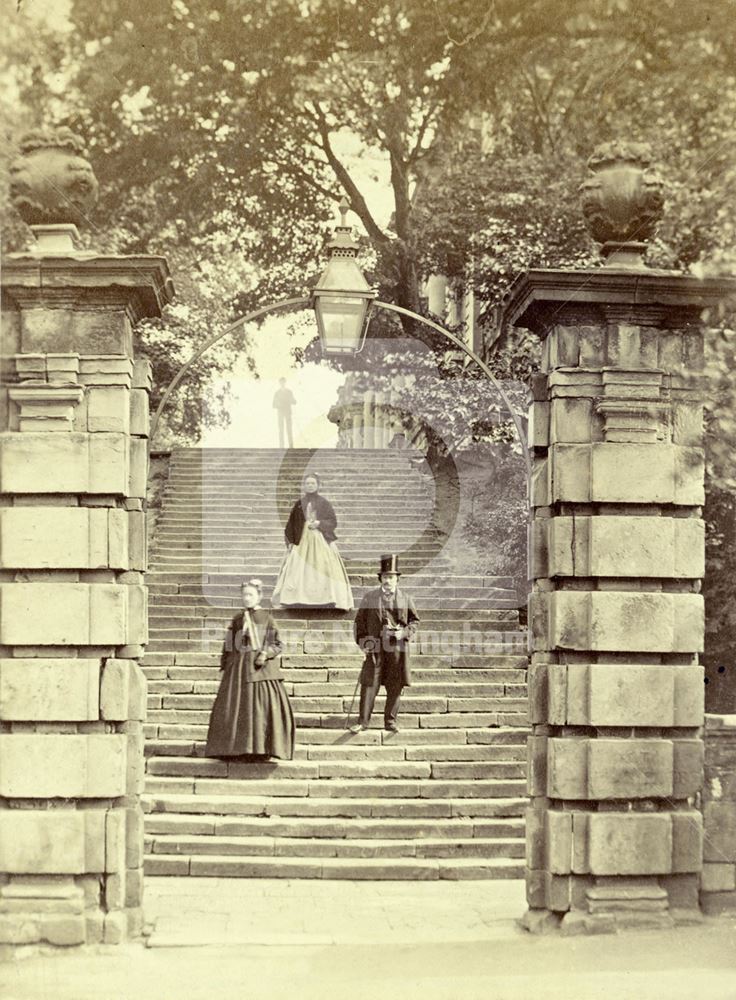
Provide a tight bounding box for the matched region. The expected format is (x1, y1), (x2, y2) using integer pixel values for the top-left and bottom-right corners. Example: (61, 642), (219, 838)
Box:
(271, 528), (354, 610)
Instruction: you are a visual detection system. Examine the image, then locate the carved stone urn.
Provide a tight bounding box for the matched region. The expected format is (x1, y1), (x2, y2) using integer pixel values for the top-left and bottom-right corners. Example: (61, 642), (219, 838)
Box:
(9, 127), (98, 251)
(579, 141), (665, 266)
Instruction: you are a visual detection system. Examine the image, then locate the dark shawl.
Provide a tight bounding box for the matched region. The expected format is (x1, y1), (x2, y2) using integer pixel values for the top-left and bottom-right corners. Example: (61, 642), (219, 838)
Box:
(284, 492), (338, 545)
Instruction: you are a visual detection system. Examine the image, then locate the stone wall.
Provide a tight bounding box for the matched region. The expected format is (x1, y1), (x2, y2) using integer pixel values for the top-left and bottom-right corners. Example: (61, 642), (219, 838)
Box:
(700, 714), (736, 914)
(0, 248), (172, 945)
(503, 266), (732, 933)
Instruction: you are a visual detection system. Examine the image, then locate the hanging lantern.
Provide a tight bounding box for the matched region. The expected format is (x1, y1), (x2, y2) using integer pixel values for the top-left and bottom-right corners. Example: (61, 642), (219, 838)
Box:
(312, 198), (376, 355)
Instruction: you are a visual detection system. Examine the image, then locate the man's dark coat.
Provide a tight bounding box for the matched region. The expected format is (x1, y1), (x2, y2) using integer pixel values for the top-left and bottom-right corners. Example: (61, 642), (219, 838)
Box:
(354, 586), (419, 689)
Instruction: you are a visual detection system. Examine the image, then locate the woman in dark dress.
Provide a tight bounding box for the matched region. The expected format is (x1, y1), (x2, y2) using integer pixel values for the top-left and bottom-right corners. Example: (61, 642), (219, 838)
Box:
(205, 578), (295, 760)
(271, 473), (353, 610)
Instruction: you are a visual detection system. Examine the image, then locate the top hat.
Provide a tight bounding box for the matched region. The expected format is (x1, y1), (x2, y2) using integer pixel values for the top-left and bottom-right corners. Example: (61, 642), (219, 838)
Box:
(378, 554), (401, 577)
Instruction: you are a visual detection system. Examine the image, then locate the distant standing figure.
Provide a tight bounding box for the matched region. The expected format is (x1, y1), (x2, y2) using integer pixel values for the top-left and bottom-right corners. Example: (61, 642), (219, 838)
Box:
(351, 554), (419, 734)
(271, 473), (354, 610)
(273, 377), (296, 449)
(205, 578), (295, 760)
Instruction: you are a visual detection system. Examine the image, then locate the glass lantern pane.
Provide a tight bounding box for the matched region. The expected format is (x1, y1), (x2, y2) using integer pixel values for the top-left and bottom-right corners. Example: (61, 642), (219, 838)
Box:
(316, 295), (367, 354)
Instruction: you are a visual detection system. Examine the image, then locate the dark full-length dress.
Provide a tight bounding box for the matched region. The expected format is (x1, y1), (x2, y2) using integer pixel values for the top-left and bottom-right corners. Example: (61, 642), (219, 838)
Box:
(205, 608), (295, 760)
(271, 492), (353, 610)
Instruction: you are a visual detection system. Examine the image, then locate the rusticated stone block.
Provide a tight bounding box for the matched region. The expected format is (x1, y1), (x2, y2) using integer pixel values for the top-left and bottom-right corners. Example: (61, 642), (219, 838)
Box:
(0, 432), (128, 495)
(100, 658), (130, 720)
(20, 308), (74, 353)
(661, 873), (700, 911)
(703, 802), (736, 862)
(526, 804), (545, 870)
(0, 658), (100, 720)
(549, 443), (704, 505)
(546, 662), (569, 724)
(530, 521), (549, 580)
(106, 810), (126, 873)
(672, 740), (704, 798)
(0, 507), (130, 570)
(101, 659), (147, 722)
(0, 734), (126, 797)
(127, 510), (146, 571)
(0, 811), (106, 874)
(86, 386), (130, 433)
(132, 358), (152, 391)
(588, 814), (672, 875)
(128, 437), (148, 499)
(72, 314), (132, 356)
(701, 863), (736, 892)
(79, 356), (133, 386)
(527, 661), (548, 724)
(546, 739), (587, 799)
(526, 870), (547, 909)
(545, 811), (573, 875)
(126, 584), (147, 646)
(128, 663), (147, 721)
(529, 401), (549, 449)
(125, 869), (144, 908)
(587, 739), (673, 800)
(549, 398), (595, 445)
(529, 592), (550, 652)
(125, 808), (144, 869)
(556, 663), (702, 728)
(0, 583), (127, 645)
(530, 457), (550, 508)
(527, 735), (548, 796)
(549, 591), (703, 654)
(545, 516), (704, 579)
(672, 810), (703, 873)
(129, 388), (149, 437)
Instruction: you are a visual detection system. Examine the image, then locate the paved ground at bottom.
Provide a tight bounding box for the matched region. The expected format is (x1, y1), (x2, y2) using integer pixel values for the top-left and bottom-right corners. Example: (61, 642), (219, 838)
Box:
(2, 878), (735, 1000)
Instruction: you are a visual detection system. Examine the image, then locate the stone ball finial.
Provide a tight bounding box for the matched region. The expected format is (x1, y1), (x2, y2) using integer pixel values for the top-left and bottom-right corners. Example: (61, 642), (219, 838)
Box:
(579, 140), (665, 265)
(9, 127), (99, 228)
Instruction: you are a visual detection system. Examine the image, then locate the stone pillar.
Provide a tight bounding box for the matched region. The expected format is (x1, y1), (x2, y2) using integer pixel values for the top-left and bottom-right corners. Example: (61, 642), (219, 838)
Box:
(502, 142), (735, 933)
(0, 129), (173, 946)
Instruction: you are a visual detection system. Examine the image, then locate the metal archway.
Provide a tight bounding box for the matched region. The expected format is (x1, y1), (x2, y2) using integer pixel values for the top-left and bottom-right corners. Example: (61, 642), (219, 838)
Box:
(149, 297), (530, 471)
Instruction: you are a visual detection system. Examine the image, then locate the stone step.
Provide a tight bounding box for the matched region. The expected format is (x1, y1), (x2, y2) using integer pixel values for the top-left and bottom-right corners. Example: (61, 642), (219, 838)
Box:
(143, 669), (525, 688)
(144, 756), (526, 781)
(147, 628), (525, 646)
(142, 791), (527, 819)
(142, 645), (528, 676)
(144, 724), (528, 745)
(144, 813), (524, 839)
(146, 680), (526, 699)
(140, 652), (529, 670)
(147, 712), (527, 733)
(148, 605), (519, 620)
(144, 740), (527, 762)
(145, 832), (525, 860)
(147, 612), (518, 629)
(147, 694), (528, 716)
(144, 853), (525, 879)
(144, 775), (528, 798)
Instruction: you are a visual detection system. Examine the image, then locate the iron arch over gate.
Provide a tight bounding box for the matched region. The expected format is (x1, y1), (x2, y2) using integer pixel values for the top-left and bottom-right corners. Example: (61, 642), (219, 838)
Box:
(149, 296), (530, 471)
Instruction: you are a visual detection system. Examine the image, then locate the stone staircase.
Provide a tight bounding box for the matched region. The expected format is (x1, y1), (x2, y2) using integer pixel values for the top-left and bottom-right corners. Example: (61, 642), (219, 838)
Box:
(142, 448), (529, 879)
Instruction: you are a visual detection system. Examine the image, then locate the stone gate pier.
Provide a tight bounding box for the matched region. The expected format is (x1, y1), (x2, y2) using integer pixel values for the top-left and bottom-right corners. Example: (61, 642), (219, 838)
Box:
(503, 143), (735, 932)
(0, 130), (172, 944)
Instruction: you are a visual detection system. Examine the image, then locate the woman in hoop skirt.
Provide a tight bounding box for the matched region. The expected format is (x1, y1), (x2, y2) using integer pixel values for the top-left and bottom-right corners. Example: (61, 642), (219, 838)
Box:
(205, 578), (295, 760)
(271, 473), (353, 610)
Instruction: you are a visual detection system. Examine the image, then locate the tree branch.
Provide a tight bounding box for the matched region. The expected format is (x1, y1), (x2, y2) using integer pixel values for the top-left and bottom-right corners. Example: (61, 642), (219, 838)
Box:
(308, 100), (390, 247)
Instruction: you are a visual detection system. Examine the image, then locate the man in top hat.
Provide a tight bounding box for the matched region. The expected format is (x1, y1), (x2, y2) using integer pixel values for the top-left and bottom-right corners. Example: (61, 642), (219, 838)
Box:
(350, 554), (419, 734)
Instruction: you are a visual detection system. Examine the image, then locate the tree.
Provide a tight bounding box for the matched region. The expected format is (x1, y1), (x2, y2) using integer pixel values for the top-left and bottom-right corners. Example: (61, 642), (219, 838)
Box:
(3, 0), (735, 446)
